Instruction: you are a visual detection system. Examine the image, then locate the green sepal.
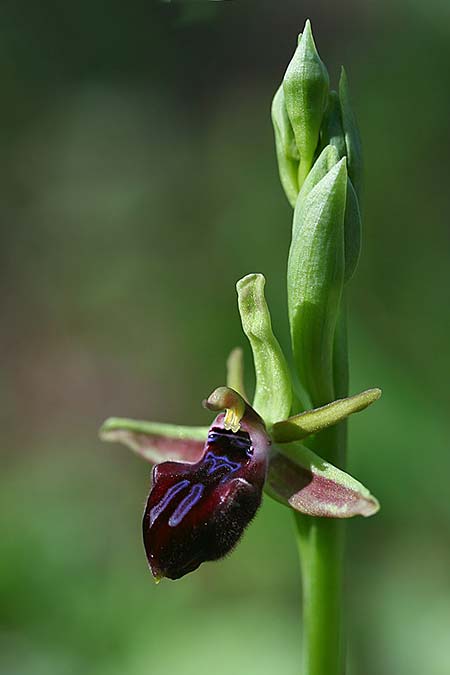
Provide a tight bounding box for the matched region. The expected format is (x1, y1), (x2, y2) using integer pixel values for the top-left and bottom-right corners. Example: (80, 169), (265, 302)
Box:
(283, 20), (330, 187)
(236, 273), (292, 424)
(99, 418), (208, 464)
(271, 84), (299, 207)
(266, 442), (380, 518)
(271, 388), (381, 443)
(320, 90), (346, 159)
(339, 67), (363, 200)
(343, 178), (362, 283)
(293, 145), (340, 232)
(288, 158), (347, 406)
(100, 418), (208, 440)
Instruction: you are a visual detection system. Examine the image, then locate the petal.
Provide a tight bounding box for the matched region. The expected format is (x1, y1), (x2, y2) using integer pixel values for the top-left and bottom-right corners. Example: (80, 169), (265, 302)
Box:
(271, 388), (381, 443)
(99, 418), (208, 464)
(266, 442), (379, 518)
(226, 347), (247, 401)
(143, 388), (271, 580)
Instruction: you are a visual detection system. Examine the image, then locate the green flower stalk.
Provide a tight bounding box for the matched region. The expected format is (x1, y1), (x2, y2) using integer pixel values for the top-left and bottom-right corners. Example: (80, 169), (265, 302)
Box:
(272, 20), (373, 675)
(99, 17), (379, 675)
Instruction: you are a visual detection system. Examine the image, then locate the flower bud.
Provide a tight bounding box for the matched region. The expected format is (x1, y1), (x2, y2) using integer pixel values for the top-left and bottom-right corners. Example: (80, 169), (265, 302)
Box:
(271, 84), (299, 207)
(287, 158), (347, 406)
(283, 20), (329, 186)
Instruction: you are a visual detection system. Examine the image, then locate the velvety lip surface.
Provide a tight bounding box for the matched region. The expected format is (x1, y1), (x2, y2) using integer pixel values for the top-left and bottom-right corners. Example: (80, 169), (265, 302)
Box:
(143, 422), (268, 580)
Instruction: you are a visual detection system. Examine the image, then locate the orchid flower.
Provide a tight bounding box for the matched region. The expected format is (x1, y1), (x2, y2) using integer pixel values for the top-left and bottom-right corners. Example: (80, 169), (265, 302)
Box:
(100, 273), (379, 581)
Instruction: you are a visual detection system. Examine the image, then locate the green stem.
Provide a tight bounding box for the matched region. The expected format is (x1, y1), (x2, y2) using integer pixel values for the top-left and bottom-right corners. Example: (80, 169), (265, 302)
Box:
(295, 514), (345, 675)
(295, 419), (347, 675)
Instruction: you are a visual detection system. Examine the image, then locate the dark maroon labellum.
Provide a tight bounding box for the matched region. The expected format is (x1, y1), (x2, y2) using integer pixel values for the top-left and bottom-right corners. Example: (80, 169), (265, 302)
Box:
(143, 409), (270, 580)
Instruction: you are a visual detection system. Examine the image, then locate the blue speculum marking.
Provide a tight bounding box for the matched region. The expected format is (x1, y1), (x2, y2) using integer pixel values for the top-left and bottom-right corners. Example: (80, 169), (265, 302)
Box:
(169, 484), (205, 527)
(144, 424), (266, 579)
(150, 479), (190, 525)
(150, 428), (253, 530)
(203, 451), (240, 476)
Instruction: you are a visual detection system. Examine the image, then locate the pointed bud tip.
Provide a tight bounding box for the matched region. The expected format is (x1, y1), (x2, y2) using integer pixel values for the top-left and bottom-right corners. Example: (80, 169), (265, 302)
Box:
(323, 143), (340, 166)
(300, 19), (320, 56)
(334, 156), (348, 181)
(302, 18), (312, 39)
(321, 155), (347, 187)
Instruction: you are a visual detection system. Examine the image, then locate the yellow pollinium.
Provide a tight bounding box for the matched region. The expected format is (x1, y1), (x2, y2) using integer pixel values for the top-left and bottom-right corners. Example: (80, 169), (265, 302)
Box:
(204, 386), (246, 433)
(223, 407), (242, 433)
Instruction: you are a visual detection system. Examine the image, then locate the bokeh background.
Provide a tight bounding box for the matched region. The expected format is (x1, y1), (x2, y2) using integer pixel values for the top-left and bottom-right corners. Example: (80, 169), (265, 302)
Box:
(1, 1), (449, 674)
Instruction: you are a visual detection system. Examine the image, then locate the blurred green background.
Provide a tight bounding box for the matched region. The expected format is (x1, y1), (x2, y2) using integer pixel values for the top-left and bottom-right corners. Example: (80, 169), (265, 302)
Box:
(1, 1), (449, 674)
